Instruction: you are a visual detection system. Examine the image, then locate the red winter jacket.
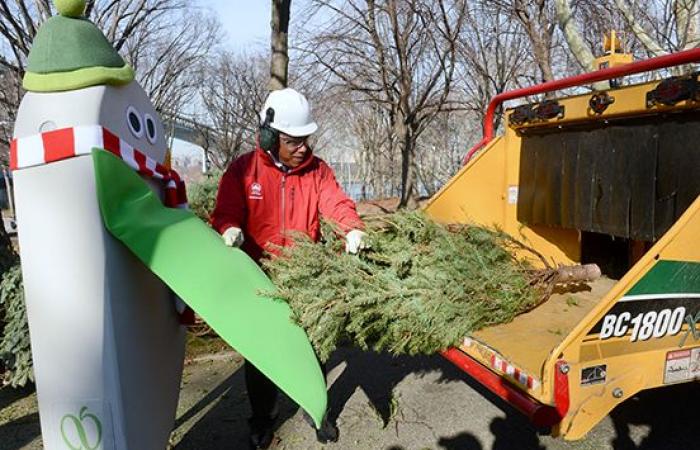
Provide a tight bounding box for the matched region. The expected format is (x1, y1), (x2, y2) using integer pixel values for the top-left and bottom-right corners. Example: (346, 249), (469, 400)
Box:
(211, 147), (364, 261)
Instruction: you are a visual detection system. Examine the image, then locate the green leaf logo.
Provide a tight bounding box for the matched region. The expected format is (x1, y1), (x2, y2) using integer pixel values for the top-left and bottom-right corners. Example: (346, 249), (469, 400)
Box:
(60, 406), (103, 450)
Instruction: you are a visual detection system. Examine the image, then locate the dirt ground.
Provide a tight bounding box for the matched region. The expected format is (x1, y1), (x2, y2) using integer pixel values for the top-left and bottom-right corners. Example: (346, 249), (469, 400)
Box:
(1, 341), (699, 450)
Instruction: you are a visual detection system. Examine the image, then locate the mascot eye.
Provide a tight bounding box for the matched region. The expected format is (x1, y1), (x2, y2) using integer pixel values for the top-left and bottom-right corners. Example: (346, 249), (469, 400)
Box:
(126, 106), (144, 138)
(144, 113), (157, 144)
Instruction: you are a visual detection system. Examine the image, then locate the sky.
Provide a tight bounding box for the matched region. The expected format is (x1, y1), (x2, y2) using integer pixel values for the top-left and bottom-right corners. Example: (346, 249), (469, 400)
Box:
(199, 1), (325, 50)
(201, 1), (275, 50)
(172, 1), (326, 164)
(172, 2), (273, 161)
(173, 1), (318, 163)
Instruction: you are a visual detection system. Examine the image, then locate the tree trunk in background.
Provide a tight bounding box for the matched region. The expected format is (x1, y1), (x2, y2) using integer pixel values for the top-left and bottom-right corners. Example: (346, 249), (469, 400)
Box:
(399, 140), (419, 209)
(554, 0), (609, 90)
(529, 31), (555, 84)
(554, 0), (595, 71)
(676, 0), (700, 50)
(614, 0), (667, 57)
(396, 110), (419, 209)
(270, 0), (291, 91)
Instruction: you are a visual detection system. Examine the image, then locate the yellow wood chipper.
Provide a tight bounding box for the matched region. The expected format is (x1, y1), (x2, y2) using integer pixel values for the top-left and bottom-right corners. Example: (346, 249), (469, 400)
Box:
(426, 47), (700, 440)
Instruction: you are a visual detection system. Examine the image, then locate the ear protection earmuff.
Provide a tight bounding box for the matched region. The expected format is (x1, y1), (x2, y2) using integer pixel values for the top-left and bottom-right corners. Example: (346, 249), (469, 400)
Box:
(259, 107), (278, 152)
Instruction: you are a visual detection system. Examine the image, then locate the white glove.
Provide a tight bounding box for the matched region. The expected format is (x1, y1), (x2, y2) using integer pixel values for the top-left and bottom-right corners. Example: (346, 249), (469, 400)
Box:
(345, 229), (368, 254)
(222, 226), (244, 247)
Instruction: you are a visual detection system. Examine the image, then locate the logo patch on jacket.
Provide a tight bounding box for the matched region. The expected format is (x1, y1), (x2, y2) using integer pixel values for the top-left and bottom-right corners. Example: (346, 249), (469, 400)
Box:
(249, 182), (263, 200)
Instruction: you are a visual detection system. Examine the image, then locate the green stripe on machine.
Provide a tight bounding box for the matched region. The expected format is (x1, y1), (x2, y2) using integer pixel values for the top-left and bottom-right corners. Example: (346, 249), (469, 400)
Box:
(626, 260), (700, 296)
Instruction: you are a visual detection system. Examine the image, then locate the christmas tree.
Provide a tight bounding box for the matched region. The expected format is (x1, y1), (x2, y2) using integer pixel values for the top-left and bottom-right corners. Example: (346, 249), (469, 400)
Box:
(263, 211), (597, 361)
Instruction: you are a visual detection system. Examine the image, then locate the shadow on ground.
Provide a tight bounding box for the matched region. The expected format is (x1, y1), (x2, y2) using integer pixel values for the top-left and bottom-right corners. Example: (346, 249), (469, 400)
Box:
(172, 367), (252, 449)
(0, 385), (40, 450)
(175, 347), (473, 449)
(3, 350), (699, 450)
(174, 347), (549, 449)
(609, 381), (700, 450)
(174, 347), (700, 449)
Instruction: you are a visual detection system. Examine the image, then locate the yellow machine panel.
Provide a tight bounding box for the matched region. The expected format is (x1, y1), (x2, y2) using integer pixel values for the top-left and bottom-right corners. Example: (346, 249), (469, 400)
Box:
(427, 74), (700, 440)
(424, 133), (580, 266)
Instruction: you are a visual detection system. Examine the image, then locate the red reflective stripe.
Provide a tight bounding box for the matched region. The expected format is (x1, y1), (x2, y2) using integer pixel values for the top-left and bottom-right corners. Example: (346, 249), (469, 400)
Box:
(442, 348), (561, 427)
(9, 139), (17, 170)
(553, 360), (570, 420)
(102, 128), (120, 155)
(42, 128), (74, 163)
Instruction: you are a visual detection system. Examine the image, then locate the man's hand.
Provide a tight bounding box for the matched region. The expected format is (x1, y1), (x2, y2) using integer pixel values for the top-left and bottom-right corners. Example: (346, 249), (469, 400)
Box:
(345, 229), (368, 254)
(222, 227), (244, 247)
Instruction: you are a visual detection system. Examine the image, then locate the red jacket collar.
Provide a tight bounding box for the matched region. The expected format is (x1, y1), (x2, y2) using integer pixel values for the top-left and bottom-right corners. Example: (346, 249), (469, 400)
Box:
(254, 146), (315, 174)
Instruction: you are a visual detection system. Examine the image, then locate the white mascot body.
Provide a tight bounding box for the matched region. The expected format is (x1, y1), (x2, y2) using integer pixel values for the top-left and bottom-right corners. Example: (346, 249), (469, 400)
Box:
(12, 3), (185, 448)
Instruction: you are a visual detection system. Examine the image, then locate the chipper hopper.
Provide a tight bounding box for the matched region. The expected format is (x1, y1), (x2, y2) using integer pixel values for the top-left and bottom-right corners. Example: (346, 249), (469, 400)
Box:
(426, 48), (700, 440)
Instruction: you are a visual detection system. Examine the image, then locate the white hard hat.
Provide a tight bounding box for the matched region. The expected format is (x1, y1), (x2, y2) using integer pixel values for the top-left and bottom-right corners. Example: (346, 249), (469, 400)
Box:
(260, 88), (318, 137)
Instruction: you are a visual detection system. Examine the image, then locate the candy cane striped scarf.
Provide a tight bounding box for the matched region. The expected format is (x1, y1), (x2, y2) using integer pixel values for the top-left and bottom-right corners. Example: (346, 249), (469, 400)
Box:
(10, 125), (187, 208)
(11, 125), (194, 324)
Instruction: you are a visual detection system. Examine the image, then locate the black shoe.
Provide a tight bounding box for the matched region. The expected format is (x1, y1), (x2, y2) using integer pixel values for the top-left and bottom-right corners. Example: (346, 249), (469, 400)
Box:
(315, 417), (339, 444)
(248, 419), (275, 449)
(302, 411), (339, 443)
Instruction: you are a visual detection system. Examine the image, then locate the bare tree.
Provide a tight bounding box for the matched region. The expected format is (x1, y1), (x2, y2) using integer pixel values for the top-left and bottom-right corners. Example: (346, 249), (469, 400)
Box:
(122, 10), (220, 116)
(195, 52), (269, 171)
(0, 0), (217, 148)
(415, 110), (476, 196)
(613, 0), (700, 56)
(338, 96), (398, 199)
(458, 2), (530, 127)
(490, 0), (560, 83)
(554, 0), (598, 71)
(270, 0), (292, 90)
(298, 0), (468, 209)
(554, 0), (699, 79)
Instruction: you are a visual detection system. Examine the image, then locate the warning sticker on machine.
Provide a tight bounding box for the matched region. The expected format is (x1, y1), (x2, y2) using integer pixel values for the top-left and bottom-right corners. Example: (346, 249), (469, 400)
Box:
(581, 364), (607, 386)
(663, 348), (700, 384)
(507, 186), (518, 204)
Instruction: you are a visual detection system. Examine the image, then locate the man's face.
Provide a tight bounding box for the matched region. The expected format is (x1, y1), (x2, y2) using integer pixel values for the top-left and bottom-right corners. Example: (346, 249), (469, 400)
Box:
(278, 133), (309, 168)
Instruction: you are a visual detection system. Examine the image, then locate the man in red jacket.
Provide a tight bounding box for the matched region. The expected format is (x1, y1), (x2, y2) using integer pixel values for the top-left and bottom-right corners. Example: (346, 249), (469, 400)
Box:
(211, 88), (366, 449)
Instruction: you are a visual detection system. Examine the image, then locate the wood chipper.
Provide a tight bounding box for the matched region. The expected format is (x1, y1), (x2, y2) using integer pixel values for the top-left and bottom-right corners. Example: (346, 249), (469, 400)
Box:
(425, 47), (700, 440)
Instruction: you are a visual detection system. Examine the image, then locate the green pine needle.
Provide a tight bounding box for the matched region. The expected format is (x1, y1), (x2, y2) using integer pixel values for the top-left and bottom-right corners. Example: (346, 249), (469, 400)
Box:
(263, 211), (541, 362)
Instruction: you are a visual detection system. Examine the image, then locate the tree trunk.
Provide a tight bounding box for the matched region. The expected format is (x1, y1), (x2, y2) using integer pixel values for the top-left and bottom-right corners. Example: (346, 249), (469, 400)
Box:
(530, 33), (555, 84)
(675, 0), (700, 50)
(554, 0), (609, 90)
(396, 116), (418, 209)
(554, 0), (596, 71)
(614, 0), (667, 56)
(269, 0), (291, 91)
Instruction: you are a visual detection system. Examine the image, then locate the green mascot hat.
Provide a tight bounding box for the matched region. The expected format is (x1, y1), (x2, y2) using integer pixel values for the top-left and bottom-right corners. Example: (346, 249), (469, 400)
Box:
(23, 0), (135, 92)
